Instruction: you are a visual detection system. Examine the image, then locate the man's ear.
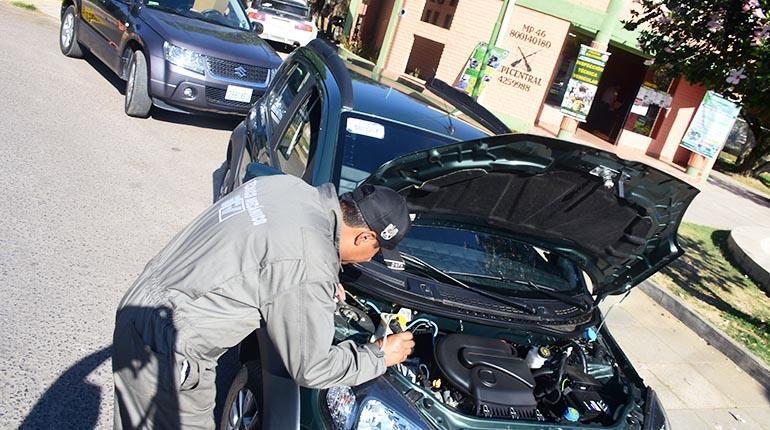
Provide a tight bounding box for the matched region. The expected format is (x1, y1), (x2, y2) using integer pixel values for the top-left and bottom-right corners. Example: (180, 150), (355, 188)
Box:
(354, 230), (378, 246)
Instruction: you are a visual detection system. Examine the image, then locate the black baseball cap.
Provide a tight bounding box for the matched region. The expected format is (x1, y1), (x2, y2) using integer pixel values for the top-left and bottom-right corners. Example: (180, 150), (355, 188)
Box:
(341, 184), (411, 271)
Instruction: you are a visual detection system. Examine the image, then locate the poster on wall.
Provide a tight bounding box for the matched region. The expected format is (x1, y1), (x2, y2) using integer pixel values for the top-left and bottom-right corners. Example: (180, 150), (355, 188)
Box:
(559, 44), (610, 122)
(454, 42), (508, 95)
(630, 84), (673, 115)
(680, 91), (742, 159)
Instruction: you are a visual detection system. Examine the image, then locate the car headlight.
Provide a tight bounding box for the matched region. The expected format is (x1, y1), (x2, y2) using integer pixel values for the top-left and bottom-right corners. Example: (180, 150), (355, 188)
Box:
(326, 386), (357, 430)
(163, 42), (206, 75)
(325, 383), (425, 430)
(357, 399), (422, 430)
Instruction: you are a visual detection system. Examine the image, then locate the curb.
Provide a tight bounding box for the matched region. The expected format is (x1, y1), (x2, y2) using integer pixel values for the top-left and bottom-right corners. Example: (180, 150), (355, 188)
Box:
(638, 281), (770, 389)
(726, 228), (770, 295)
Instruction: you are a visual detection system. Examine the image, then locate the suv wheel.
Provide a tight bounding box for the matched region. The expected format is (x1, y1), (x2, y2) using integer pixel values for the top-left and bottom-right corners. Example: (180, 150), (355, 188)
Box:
(60, 6), (83, 58)
(219, 361), (262, 430)
(124, 50), (152, 118)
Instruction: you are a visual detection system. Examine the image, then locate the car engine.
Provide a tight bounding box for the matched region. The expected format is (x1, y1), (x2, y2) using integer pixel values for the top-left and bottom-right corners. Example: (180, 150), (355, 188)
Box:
(434, 333), (539, 420)
(334, 298), (631, 426)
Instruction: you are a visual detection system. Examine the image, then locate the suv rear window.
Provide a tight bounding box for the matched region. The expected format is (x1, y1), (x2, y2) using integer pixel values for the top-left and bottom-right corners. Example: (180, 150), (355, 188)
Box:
(253, 0), (310, 20)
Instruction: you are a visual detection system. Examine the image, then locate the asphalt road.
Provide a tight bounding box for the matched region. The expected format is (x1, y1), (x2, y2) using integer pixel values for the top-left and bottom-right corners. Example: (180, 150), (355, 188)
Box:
(0, 3), (238, 428)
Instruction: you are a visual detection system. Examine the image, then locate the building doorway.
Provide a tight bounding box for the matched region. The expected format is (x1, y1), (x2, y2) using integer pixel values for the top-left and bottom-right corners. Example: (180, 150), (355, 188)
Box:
(580, 46), (647, 143)
(405, 35), (445, 80)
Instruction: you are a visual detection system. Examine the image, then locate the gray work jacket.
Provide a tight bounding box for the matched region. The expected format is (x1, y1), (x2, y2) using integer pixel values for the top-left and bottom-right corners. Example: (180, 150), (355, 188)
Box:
(117, 174), (386, 388)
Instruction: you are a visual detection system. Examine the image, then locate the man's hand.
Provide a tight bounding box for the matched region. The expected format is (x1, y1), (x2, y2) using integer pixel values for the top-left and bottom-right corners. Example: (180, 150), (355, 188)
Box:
(374, 332), (415, 367)
(334, 283), (346, 303)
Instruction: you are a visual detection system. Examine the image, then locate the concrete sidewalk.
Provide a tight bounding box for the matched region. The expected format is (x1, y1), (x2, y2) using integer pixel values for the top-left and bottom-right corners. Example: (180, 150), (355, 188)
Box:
(12, 0), (60, 21)
(684, 170), (770, 230)
(602, 291), (770, 429)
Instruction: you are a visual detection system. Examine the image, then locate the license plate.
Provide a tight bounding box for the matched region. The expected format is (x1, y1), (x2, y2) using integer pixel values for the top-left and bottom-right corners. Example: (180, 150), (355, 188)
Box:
(271, 17), (291, 30)
(225, 85), (253, 103)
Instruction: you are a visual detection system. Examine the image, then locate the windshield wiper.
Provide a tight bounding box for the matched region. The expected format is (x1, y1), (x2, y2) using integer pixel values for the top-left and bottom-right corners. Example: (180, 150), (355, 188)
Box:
(400, 253), (538, 315)
(443, 271), (593, 312)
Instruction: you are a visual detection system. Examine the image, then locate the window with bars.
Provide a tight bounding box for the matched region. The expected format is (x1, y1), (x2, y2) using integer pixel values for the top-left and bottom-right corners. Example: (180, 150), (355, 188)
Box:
(420, 0), (458, 29)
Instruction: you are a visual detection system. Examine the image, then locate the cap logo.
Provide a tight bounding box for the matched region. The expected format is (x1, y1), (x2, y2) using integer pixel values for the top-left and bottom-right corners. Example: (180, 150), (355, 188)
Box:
(380, 223), (399, 241)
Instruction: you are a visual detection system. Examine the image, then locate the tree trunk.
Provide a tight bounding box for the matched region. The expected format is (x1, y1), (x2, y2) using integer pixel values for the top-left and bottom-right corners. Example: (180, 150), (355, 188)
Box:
(737, 113), (768, 175)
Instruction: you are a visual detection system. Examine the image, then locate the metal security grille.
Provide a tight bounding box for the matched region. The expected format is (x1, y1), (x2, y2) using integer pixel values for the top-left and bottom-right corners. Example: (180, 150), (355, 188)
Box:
(206, 57), (269, 84)
(205, 87), (260, 109)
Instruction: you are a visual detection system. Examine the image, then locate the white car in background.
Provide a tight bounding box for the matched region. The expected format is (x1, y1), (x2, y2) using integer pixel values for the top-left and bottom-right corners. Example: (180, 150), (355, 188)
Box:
(247, 0), (318, 48)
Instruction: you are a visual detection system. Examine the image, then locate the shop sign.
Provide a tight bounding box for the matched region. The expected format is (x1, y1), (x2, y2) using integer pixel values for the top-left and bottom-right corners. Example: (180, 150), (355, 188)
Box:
(495, 24), (556, 93)
(455, 42), (509, 95)
(559, 44), (611, 122)
(680, 91), (741, 159)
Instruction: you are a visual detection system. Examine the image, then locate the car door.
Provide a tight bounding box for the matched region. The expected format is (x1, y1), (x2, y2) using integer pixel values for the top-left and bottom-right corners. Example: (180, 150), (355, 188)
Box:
(81, 0), (131, 71)
(258, 61), (312, 168)
(235, 60), (312, 188)
(272, 82), (322, 181)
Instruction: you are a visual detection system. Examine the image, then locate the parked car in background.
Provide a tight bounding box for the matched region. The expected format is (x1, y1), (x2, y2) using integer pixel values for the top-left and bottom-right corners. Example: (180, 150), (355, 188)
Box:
(59, 0), (283, 117)
(214, 40), (697, 430)
(246, 0), (317, 48)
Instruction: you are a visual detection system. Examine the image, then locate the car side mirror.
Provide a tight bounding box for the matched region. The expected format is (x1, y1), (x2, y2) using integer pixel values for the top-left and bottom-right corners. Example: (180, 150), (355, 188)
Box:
(252, 21), (264, 34)
(244, 162), (282, 182)
(127, 0), (140, 13)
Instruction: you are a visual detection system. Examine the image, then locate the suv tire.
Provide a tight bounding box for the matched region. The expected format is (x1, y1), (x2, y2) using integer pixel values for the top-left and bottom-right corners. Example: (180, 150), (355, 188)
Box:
(60, 5), (84, 58)
(219, 361), (263, 430)
(124, 50), (152, 118)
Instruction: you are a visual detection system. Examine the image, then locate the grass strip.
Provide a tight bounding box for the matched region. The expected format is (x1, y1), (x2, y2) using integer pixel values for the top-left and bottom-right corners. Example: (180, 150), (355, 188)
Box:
(651, 222), (770, 365)
(11, 0), (37, 10)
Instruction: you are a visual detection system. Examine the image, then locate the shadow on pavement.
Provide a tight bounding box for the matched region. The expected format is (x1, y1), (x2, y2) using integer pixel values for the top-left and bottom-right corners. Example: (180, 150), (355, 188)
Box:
(150, 109), (242, 131)
(19, 347), (111, 430)
(84, 52), (126, 96)
(660, 229), (770, 400)
(664, 231), (770, 331)
(661, 230), (770, 401)
(707, 174), (770, 208)
(83, 52), (242, 131)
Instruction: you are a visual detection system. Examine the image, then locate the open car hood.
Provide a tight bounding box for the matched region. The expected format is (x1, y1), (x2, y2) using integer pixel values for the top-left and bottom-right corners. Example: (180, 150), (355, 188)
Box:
(364, 134), (699, 297)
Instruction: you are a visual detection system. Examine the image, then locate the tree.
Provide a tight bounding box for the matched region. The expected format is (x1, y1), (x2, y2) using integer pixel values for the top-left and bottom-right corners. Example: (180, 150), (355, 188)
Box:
(626, 0), (770, 176)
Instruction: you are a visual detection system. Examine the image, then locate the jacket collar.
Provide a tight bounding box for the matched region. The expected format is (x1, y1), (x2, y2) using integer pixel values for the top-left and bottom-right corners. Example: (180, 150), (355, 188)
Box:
(316, 183), (342, 268)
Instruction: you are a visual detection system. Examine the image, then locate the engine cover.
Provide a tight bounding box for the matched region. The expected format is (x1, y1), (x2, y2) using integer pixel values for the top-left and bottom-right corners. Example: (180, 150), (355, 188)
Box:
(435, 334), (539, 419)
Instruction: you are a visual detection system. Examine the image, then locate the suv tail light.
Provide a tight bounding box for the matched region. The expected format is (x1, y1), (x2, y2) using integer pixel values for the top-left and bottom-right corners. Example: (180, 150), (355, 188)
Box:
(248, 11), (265, 21)
(294, 22), (313, 32)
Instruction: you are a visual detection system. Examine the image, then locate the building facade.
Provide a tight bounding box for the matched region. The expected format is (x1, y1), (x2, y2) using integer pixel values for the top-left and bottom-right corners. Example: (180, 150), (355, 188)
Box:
(347, 0), (716, 180)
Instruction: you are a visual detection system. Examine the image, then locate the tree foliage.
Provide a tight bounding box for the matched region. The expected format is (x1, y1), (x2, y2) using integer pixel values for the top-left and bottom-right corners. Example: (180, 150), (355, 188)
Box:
(627, 0), (770, 174)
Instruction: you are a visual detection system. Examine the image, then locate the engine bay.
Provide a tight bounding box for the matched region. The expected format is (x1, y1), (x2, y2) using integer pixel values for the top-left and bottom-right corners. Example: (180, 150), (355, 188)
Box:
(333, 292), (637, 426)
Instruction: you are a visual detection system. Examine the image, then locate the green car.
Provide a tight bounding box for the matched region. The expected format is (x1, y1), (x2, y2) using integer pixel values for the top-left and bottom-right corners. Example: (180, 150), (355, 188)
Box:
(215, 40), (698, 430)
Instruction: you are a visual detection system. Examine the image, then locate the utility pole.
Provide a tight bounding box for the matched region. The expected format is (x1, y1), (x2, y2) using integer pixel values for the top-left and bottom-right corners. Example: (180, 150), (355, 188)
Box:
(557, 0), (629, 139)
(470, 0), (515, 100)
(343, 0), (362, 40)
(372, 0), (404, 81)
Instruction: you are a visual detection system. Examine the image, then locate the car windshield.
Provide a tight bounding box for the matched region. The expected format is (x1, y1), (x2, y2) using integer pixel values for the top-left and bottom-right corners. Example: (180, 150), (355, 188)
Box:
(398, 224), (585, 296)
(145, 0), (251, 31)
(337, 115), (458, 193)
(336, 116), (585, 298)
(254, 0), (310, 20)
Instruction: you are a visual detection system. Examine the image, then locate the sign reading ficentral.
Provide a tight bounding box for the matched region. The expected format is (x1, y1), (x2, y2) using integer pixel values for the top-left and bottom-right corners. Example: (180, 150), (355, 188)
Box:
(680, 91), (741, 159)
(559, 44), (610, 122)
